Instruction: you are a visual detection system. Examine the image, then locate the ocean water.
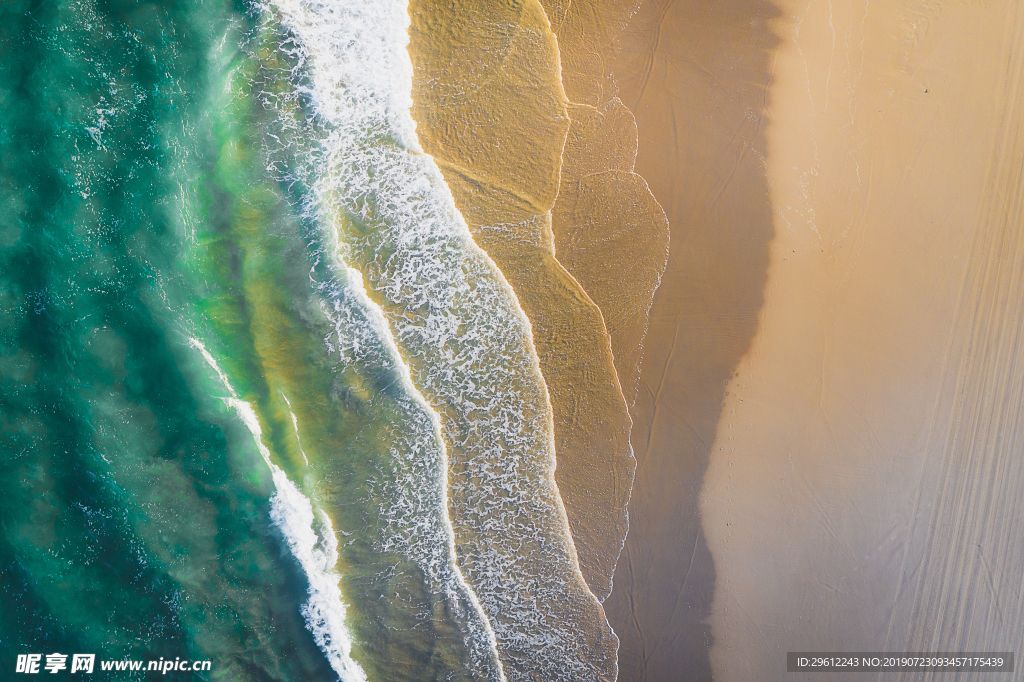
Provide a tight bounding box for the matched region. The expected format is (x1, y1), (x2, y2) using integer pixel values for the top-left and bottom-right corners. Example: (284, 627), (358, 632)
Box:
(0, 0), (616, 680)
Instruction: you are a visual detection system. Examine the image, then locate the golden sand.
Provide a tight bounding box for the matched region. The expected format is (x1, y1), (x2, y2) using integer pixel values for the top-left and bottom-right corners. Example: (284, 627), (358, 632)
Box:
(695, 0), (1024, 679)
(407, 0), (639, 601)
(410, 0), (1024, 678)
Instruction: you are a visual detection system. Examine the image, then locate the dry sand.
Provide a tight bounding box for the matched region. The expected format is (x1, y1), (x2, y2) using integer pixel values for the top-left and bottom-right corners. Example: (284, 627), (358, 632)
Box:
(696, 0), (1024, 680)
(415, 1), (1024, 679)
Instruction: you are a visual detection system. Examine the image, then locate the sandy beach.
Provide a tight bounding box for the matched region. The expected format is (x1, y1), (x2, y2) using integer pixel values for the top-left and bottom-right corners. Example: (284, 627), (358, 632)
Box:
(540, 0), (670, 411)
(13, 0), (1024, 677)
(590, 0), (1024, 679)
(415, 1), (1024, 679)
(700, 1), (1024, 679)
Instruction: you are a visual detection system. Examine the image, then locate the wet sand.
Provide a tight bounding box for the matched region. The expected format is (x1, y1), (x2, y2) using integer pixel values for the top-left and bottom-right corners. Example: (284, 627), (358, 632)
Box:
(700, 0), (1024, 680)
(540, 0), (670, 410)
(601, 1), (780, 680)
(407, 0), (639, 602)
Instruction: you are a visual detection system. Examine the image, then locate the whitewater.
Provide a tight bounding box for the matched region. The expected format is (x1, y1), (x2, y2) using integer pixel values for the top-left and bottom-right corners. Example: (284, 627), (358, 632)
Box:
(190, 338), (367, 682)
(262, 0), (619, 679)
(316, 264), (507, 681)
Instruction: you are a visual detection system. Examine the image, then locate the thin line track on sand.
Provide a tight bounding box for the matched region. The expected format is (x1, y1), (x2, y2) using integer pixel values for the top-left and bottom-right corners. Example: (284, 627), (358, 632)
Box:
(893, 5), (1024, 678)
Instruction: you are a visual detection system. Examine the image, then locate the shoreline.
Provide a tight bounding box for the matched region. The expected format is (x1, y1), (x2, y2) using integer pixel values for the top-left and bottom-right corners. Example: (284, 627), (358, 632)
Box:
(406, 0), (660, 607)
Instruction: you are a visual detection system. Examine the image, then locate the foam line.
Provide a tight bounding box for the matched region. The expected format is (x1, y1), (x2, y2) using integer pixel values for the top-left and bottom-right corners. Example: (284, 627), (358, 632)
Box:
(189, 338), (367, 682)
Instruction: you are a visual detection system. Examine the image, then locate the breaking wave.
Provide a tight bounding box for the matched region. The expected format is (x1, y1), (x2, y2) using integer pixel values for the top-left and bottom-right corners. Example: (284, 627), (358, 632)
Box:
(260, 0), (619, 678)
(190, 339), (366, 682)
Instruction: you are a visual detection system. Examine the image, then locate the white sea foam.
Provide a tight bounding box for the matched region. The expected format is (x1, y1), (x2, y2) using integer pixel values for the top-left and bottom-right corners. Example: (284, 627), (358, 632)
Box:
(313, 262), (506, 681)
(281, 393), (310, 466)
(189, 338), (366, 682)
(264, 0), (617, 678)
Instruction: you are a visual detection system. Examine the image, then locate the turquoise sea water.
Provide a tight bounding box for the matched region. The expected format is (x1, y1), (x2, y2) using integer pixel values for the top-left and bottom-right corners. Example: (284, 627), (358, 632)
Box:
(0, 0), (615, 680)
